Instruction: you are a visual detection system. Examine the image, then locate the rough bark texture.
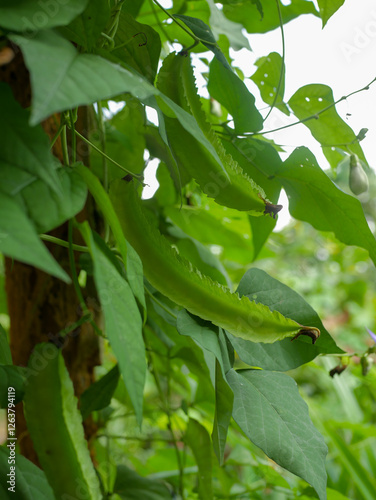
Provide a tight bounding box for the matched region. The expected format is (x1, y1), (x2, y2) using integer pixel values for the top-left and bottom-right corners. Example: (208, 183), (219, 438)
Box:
(1, 44), (101, 464)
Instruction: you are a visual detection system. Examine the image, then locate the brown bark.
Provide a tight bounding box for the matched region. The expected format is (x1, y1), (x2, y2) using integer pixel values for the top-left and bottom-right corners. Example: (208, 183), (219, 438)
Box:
(1, 44), (101, 463)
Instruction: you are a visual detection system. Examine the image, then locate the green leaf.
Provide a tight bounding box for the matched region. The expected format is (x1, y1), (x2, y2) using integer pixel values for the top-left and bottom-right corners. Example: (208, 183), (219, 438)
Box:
(0, 193), (70, 282)
(111, 11), (161, 83)
(0, 324), (11, 365)
(113, 464), (171, 499)
(270, 147), (376, 266)
(0, 83), (61, 195)
(0, 0), (89, 31)
(0, 366), (27, 407)
(80, 365), (120, 421)
(80, 224), (146, 425)
(24, 343), (102, 500)
(227, 268), (343, 371)
(251, 52), (289, 115)
(5, 167), (87, 234)
(212, 359), (234, 465)
(317, 0), (346, 26)
(185, 418), (213, 499)
(12, 31), (222, 170)
(59, 0), (110, 50)
(0, 447), (54, 500)
(207, 0), (250, 50)
(208, 57), (263, 133)
(174, 14), (231, 70)
(223, 0), (318, 34)
(288, 84), (367, 168)
(227, 369), (328, 500)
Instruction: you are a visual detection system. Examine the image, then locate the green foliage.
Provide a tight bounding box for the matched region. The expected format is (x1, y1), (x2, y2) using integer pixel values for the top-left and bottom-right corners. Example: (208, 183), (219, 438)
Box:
(0, 1), (375, 499)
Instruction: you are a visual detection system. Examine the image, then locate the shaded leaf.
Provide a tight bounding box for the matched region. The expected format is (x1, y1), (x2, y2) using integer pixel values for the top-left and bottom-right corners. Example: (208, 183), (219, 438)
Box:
(59, 0), (110, 50)
(174, 14), (231, 70)
(0, 447), (54, 500)
(80, 225), (146, 425)
(207, 0), (250, 50)
(0, 193), (70, 282)
(112, 11), (161, 83)
(0, 0), (88, 31)
(185, 418), (213, 499)
(0, 324), (12, 365)
(227, 369), (328, 500)
(24, 344), (102, 500)
(227, 268), (343, 371)
(80, 365), (120, 421)
(114, 464), (171, 499)
(288, 84), (367, 168)
(0, 83), (61, 194)
(0, 366), (27, 407)
(208, 57), (263, 133)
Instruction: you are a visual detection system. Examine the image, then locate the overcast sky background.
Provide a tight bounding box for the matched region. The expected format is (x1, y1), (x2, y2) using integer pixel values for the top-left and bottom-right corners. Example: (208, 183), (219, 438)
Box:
(144, 0), (376, 229)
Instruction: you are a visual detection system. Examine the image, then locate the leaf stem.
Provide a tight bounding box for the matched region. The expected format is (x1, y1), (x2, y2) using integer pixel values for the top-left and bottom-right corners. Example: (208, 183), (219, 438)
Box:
(96, 101), (110, 242)
(144, 287), (178, 319)
(153, 0), (198, 43)
(61, 125), (70, 165)
(50, 122), (65, 149)
(69, 109), (77, 163)
(74, 129), (143, 179)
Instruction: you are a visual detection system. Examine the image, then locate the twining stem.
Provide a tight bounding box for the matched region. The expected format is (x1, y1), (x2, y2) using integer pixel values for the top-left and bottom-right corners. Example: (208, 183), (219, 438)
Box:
(263, 0), (285, 122)
(61, 125), (70, 166)
(68, 219), (103, 338)
(96, 101), (110, 242)
(149, 0), (172, 43)
(69, 110), (77, 164)
(58, 313), (92, 338)
(50, 122), (65, 149)
(74, 130), (143, 179)
(40, 234), (89, 253)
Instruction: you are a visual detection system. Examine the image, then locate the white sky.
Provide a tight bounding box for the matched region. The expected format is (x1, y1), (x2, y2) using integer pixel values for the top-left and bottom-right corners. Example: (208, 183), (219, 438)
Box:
(144, 0), (376, 229)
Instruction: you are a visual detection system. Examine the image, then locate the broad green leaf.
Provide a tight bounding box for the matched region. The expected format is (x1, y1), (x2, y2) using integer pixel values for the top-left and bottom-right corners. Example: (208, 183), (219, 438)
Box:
(59, 0), (110, 50)
(288, 84), (367, 168)
(270, 147), (376, 266)
(223, 0), (318, 34)
(177, 310), (233, 376)
(0, 83), (61, 195)
(208, 57), (263, 133)
(76, 164), (146, 313)
(227, 268), (343, 371)
(324, 423), (376, 500)
(0, 366), (27, 407)
(223, 138), (282, 259)
(123, 0), (145, 18)
(0, 193), (70, 282)
(80, 224), (146, 425)
(113, 464), (171, 499)
(24, 344), (102, 500)
(251, 52), (289, 115)
(174, 14), (231, 70)
(185, 418), (213, 499)
(0, 0), (88, 31)
(317, 0), (346, 26)
(227, 369), (328, 500)
(0, 447), (54, 500)
(0, 325), (11, 365)
(112, 11), (161, 83)
(12, 31), (222, 169)
(212, 359), (234, 465)
(80, 365), (120, 421)
(207, 0), (250, 50)
(3, 167), (87, 234)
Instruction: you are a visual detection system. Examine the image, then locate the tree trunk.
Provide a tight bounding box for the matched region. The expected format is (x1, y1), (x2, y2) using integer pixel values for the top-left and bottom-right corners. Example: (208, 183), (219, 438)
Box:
(1, 44), (100, 464)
